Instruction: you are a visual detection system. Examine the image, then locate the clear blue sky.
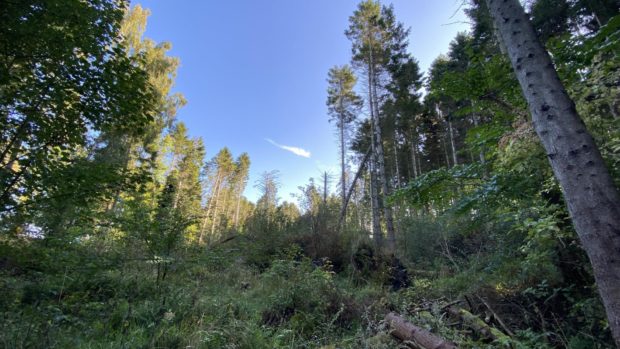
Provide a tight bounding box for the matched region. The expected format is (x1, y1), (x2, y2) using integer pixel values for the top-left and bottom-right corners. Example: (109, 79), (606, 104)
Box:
(130, 0), (469, 203)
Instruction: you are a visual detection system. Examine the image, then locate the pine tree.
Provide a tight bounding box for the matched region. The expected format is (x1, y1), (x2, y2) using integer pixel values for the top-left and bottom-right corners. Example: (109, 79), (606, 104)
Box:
(326, 65), (362, 222)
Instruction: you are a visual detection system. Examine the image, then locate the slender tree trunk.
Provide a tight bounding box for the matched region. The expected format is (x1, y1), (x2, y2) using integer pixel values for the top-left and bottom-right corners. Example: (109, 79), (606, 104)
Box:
(410, 134), (419, 178)
(199, 171), (222, 244)
(369, 159), (383, 246)
(338, 147), (371, 230)
(366, 60), (383, 247)
(486, 0), (620, 345)
(448, 117), (458, 167)
(340, 117), (347, 215)
(369, 63), (396, 251)
(172, 177), (183, 210)
(354, 180), (363, 229)
(234, 190), (242, 229)
(442, 134), (451, 168)
(437, 104), (459, 168)
(210, 177), (225, 237)
(393, 129), (401, 189)
(417, 143), (423, 176)
(323, 171), (328, 205)
(471, 110), (486, 165)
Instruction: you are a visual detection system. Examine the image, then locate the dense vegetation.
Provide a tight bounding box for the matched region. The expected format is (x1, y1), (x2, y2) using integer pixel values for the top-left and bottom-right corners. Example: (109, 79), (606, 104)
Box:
(1, 0), (618, 348)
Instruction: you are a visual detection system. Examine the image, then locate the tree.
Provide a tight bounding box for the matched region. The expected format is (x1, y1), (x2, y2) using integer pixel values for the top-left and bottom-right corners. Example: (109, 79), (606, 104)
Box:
(231, 153), (251, 229)
(200, 148), (235, 244)
(485, 0), (620, 345)
(0, 0), (155, 221)
(162, 122), (205, 241)
(346, 0), (397, 250)
(255, 170), (280, 216)
(326, 65), (362, 220)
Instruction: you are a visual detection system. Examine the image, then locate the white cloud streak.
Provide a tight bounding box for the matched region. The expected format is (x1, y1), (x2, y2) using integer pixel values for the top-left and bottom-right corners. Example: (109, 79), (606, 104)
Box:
(265, 138), (311, 158)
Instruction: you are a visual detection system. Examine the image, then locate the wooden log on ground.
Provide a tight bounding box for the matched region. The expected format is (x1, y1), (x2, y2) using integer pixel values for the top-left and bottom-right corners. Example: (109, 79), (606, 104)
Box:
(447, 307), (511, 343)
(385, 312), (458, 349)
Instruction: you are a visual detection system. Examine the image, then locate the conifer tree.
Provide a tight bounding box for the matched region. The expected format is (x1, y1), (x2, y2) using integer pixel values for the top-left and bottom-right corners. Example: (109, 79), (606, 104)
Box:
(326, 65), (362, 220)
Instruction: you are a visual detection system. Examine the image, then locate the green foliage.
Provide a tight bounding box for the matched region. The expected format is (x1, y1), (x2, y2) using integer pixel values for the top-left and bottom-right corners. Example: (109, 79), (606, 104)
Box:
(0, 0), (156, 216)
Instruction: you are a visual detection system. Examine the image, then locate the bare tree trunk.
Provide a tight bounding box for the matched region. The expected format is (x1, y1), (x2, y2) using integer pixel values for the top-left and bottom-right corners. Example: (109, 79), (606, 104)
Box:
(338, 147), (371, 231)
(322, 171), (328, 205)
(353, 179), (363, 229)
(210, 178), (225, 238)
(199, 171), (221, 244)
(339, 114), (347, 219)
(442, 134), (451, 168)
(410, 134), (419, 179)
(471, 110), (486, 165)
(486, 0), (620, 345)
(366, 60), (383, 247)
(393, 129), (402, 189)
(369, 154), (383, 247)
(234, 190), (242, 229)
(172, 177), (183, 210)
(448, 117), (458, 167)
(437, 104), (459, 168)
(369, 63), (396, 251)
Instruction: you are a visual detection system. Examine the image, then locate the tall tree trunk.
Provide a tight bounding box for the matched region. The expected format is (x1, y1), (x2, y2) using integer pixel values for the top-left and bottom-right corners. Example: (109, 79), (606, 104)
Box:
(410, 133), (419, 179)
(322, 171), (328, 205)
(234, 190), (242, 229)
(210, 178), (225, 238)
(471, 109), (486, 165)
(442, 134), (451, 168)
(437, 104), (459, 168)
(369, 157), (383, 247)
(485, 0), (620, 345)
(354, 180), (363, 229)
(393, 129), (402, 189)
(340, 117), (347, 216)
(338, 147), (371, 231)
(448, 117), (458, 167)
(199, 171), (222, 244)
(172, 176), (183, 210)
(369, 63), (396, 251)
(366, 60), (383, 247)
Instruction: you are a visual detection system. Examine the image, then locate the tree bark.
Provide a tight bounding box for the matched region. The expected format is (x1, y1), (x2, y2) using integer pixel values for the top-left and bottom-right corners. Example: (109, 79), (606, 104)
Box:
(485, 0), (620, 345)
(385, 312), (458, 349)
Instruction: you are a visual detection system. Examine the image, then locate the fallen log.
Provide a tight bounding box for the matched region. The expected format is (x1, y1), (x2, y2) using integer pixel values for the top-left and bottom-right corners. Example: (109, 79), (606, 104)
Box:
(385, 312), (458, 349)
(447, 307), (511, 343)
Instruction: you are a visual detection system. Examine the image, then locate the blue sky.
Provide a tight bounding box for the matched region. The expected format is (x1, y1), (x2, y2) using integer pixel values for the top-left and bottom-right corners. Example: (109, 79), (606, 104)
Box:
(130, 0), (470, 203)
